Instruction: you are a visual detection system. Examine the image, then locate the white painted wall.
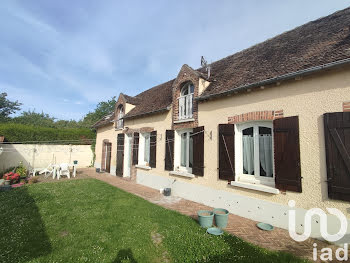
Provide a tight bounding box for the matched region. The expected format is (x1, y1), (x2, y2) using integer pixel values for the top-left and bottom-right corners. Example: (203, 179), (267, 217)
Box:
(0, 144), (93, 171)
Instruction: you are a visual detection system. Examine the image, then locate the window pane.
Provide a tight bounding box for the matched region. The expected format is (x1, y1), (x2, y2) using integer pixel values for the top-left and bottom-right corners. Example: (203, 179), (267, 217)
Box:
(184, 97), (187, 116)
(189, 132), (193, 168)
(259, 127), (273, 177)
(181, 133), (187, 167)
(182, 86), (189, 95)
(144, 134), (150, 163)
(190, 84), (194, 94)
(242, 127), (254, 175)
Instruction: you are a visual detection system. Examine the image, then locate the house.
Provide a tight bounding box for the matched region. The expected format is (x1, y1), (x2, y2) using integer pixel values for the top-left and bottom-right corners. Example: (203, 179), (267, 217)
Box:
(93, 7), (350, 243)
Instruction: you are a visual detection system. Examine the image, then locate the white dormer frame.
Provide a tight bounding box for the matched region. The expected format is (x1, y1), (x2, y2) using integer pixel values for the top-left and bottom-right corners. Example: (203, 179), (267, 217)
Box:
(116, 105), (124, 129)
(178, 83), (194, 120)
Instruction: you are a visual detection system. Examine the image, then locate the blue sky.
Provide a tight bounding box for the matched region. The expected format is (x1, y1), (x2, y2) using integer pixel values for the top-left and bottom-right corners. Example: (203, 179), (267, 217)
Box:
(1, 1), (349, 120)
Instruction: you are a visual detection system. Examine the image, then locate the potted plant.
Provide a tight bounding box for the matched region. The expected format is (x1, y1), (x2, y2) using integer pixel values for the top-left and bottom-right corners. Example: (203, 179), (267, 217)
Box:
(3, 172), (12, 185)
(15, 162), (27, 179)
(11, 173), (20, 184)
(3, 172), (20, 185)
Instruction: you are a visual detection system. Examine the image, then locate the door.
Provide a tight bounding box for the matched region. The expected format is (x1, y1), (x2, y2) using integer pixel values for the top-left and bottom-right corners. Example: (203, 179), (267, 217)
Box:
(105, 143), (112, 173)
(116, 134), (124, 176)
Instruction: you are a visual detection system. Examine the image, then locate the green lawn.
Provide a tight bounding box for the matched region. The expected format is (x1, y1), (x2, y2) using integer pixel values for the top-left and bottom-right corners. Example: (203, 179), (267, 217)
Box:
(0, 179), (308, 263)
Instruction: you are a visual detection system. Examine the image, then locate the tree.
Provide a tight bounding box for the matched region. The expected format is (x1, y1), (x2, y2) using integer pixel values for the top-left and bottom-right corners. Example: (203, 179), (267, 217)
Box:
(0, 93), (21, 122)
(82, 96), (116, 127)
(12, 110), (56, 127)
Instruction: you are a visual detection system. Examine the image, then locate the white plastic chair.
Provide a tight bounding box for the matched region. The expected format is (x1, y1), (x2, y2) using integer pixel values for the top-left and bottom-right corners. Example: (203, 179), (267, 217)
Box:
(39, 165), (54, 178)
(57, 163), (70, 180)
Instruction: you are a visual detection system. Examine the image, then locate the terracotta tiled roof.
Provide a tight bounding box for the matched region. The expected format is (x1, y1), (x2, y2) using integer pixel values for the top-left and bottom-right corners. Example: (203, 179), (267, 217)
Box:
(197, 7), (350, 98)
(122, 94), (141, 105)
(92, 112), (115, 128)
(124, 79), (175, 119)
(98, 7), (350, 121)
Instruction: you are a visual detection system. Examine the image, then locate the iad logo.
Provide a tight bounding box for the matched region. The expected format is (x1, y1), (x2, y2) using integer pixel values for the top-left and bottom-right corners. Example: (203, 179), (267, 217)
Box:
(288, 200), (348, 261)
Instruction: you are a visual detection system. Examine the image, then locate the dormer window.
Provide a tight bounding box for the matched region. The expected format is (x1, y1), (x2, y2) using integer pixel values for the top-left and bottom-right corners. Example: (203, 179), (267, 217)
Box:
(178, 83), (194, 120)
(116, 105), (124, 129)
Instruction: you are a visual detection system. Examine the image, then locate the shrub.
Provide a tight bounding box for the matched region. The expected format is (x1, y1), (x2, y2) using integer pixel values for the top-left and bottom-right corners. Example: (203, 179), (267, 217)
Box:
(3, 172), (20, 184)
(0, 123), (95, 144)
(15, 162), (27, 178)
(0, 167), (16, 179)
(28, 177), (39, 184)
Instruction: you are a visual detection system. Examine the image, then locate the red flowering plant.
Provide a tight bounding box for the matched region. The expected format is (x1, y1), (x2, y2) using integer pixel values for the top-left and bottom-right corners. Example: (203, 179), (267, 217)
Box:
(3, 172), (20, 184)
(3, 172), (13, 181)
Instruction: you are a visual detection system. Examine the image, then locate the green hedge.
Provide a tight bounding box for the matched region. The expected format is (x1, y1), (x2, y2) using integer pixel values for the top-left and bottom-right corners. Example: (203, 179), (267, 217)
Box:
(0, 123), (95, 144)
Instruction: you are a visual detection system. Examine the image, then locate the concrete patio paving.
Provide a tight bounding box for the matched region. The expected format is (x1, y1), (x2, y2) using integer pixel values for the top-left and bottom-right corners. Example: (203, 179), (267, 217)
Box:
(81, 168), (348, 262)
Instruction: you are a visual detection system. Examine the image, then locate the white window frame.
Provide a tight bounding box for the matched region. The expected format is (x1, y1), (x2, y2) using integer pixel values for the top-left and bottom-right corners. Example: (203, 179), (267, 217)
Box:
(178, 83), (194, 120)
(116, 106), (124, 129)
(174, 129), (193, 174)
(235, 121), (275, 187)
(138, 132), (151, 166)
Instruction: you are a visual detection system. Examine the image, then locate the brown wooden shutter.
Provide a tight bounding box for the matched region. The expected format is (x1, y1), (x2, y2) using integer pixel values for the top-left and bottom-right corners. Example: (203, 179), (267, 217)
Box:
(149, 131), (157, 168)
(132, 132), (139, 165)
(218, 124), (235, 181)
(192, 126), (204, 176)
(116, 133), (124, 176)
(324, 112), (350, 202)
(165, 130), (174, 171)
(273, 116), (302, 192)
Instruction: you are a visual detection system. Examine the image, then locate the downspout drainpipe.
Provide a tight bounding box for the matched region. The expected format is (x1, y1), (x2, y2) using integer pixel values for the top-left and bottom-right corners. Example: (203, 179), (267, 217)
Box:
(196, 58), (350, 102)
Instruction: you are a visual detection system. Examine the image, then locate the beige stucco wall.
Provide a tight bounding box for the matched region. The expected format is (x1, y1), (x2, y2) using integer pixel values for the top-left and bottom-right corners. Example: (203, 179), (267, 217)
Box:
(197, 66), (350, 215)
(95, 123), (119, 170)
(94, 66), (350, 217)
(199, 78), (211, 95)
(126, 66), (350, 217)
(0, 144), (93, 171)
(125, 103), (135, 114)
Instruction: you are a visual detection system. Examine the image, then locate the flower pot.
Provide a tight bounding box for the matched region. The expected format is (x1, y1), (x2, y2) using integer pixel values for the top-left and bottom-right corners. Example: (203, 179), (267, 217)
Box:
(197, 210), (214, 228)
(213, 208), (229, 229)
(73, 160), (78, 165)
(4, 180), (11, 186)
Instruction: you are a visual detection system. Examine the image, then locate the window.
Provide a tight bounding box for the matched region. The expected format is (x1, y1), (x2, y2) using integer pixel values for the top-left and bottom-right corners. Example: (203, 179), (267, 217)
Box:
(236, 122), (274, 186)
(178, 83), (194, 120)
(138, 133), (151, 166)
(117, 105), (124, 129)
(174, 129), (193, 173)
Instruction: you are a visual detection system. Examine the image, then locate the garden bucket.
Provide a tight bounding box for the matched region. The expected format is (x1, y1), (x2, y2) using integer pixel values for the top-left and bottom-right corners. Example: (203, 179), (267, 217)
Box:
(163, 188), (171, 196)
(197, 210), (214, 228)
(213, 208), (229, 229)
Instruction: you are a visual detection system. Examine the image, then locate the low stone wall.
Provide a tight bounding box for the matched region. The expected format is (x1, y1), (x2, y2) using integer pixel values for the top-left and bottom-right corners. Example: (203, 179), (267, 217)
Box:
(0, 144), (93, 171)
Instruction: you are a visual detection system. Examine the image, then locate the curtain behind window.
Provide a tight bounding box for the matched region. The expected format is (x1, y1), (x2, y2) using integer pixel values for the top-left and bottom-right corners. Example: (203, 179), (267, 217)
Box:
(243, 135), (254, 175)
(144, 135), (150, 163)
(259, 135), (273, 177)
